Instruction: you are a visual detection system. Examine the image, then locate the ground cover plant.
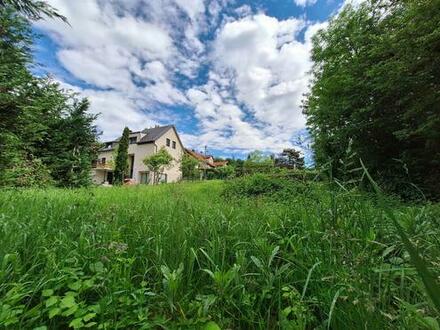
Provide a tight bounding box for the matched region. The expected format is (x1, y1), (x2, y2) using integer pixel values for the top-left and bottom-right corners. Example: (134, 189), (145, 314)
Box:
(1, 180), (439, 329)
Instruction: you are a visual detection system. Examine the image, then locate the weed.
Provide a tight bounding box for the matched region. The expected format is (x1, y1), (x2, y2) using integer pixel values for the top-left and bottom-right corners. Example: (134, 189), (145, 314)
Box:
(0, 181), (439, 328)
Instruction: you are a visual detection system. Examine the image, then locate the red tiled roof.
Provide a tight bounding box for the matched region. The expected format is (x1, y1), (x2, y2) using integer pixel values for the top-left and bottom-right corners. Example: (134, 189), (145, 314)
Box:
(185, 148), (212, 161)
(213, 161), (228, 167)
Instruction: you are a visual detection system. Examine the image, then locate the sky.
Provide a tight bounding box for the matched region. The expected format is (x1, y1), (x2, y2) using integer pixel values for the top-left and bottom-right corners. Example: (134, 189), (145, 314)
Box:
(32, 0), (347, 161)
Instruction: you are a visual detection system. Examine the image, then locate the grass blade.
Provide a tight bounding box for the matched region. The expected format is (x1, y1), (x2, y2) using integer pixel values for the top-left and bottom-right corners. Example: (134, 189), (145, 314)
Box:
(360, 158), (440, 312)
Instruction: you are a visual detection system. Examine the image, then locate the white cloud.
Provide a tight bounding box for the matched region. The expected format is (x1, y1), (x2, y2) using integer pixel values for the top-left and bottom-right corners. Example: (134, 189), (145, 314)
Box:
(57, 48), (135, 91)
(56, 81), (155, 141)
(36, 0), (201, 139)
(293, 0), (318, 7)
(182, 14), (325, 153)
(35, 1), (328, 155)
(174, 0), (205, 22)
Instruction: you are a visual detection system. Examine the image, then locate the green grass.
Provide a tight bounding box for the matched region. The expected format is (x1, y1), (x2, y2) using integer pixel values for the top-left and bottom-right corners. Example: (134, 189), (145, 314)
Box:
(0, 181), (439, 329)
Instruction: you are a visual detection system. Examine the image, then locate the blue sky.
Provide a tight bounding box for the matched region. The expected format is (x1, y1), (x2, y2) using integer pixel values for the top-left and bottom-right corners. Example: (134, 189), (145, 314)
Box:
(32, 0), (346, 161)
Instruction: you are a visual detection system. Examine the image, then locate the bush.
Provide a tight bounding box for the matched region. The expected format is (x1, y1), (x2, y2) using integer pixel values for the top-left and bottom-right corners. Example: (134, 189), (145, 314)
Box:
(0, 157), (53, 188)
(222, 172), (315, 199)
(206, 166), (235, 180)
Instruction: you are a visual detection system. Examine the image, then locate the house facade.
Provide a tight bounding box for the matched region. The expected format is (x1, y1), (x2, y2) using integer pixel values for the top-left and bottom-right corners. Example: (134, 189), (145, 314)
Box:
(92, 125), (184, 185)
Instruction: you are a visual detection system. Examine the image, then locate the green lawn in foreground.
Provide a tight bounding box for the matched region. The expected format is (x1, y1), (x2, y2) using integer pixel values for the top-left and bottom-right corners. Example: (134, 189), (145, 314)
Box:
(0, 181), (439, 329)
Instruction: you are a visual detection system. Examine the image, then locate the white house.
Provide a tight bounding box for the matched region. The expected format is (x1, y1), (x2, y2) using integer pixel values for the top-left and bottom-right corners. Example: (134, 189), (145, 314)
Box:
(92, 125), (184, 185)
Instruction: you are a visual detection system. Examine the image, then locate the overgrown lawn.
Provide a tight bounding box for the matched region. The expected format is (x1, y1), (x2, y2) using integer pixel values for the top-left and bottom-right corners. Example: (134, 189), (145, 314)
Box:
(0, 181), (439, 329)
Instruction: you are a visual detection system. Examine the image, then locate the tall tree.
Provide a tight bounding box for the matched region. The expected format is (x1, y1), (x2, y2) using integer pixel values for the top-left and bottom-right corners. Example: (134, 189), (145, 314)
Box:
(113, 127), (130, 185)
(303, 0), (440, 198)
(0, 5), (99, 187)
(275, 148), (305, 170)
(43, 98), (99, 187)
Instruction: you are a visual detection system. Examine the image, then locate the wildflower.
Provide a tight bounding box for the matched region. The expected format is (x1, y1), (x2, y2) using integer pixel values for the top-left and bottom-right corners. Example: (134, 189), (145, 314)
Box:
(108, 241), (128, 254)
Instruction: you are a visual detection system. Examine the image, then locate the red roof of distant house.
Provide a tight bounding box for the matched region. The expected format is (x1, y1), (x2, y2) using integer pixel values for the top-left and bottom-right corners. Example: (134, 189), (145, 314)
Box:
(213, 161), (228, 167)
(185, 148), (212, 161)
(185, 148), (228, 168)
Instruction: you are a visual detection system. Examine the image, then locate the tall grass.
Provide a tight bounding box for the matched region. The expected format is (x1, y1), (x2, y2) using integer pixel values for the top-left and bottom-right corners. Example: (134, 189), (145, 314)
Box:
(0, 181), (439, 329)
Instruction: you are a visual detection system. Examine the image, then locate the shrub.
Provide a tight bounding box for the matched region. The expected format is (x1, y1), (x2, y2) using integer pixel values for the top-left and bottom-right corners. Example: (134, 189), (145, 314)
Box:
(206, 166), (235, 180)
(222, 172), (313, 199)
(181, 154), (199, 180)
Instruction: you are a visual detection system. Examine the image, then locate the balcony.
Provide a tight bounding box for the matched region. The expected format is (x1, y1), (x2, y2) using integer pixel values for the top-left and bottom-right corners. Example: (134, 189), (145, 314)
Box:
(92, 160), (112, 170)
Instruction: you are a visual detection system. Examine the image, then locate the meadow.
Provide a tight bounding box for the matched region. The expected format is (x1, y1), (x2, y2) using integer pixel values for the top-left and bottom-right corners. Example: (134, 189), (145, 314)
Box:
(0, 180), (439, 329)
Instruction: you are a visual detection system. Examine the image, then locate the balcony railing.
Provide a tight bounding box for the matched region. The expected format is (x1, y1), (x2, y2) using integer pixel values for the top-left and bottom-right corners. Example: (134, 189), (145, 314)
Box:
(92, 160), (112, 170)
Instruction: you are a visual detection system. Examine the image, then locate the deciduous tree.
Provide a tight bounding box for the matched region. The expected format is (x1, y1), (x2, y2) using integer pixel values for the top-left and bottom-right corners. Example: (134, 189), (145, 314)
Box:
(181, 153), (199, 180)
(143, 147), (173, 184)
(304, 0), (440, 198)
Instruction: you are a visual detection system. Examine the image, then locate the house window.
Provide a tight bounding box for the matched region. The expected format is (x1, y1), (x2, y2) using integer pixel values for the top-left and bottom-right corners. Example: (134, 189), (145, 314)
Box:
(140, 172), (150, 184)
(129, 137), (137, 144)
(101, 157), (106, 164)
(166, 138), (171, 147)
(159, 173), (167, 183)
(172, 141), (176, 149)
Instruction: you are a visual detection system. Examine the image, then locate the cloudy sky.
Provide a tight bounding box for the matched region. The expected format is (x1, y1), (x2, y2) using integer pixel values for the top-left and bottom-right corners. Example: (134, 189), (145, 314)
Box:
(33, 0), (346, 160)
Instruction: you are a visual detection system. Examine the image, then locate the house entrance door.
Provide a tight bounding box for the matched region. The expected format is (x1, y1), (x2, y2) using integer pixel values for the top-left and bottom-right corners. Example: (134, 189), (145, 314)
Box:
(106, 172), (113, 184)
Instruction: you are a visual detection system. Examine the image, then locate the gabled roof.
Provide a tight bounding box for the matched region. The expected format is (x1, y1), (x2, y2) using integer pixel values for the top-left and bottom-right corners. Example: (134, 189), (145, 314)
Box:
(138, 125), (174, 144)
(106, 125), (174, 144)
(184, 148), (229, 168)
(185, 148), (212, 161)
(100, 125), (183, 152)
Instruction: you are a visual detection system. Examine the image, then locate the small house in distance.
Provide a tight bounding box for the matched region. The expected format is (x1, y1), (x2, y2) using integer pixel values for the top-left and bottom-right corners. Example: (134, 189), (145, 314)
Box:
(184, 148), (228, 179)
(92, 125), (184, 185)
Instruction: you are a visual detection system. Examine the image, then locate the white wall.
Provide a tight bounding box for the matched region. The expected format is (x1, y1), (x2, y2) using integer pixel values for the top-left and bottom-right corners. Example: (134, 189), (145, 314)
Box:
(154, 128), (184, 183)
(92, 127), (184, 184)
(129, 143), (156, 183)
(92, 169), (106, 184)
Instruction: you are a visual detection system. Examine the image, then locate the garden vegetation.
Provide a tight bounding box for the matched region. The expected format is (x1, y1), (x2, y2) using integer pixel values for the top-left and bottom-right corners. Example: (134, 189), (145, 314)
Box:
(0, 2), (99, 188)
(1, 0), (440, 329)
(1, 180), (439, 328)
(304, 0), (440, 200)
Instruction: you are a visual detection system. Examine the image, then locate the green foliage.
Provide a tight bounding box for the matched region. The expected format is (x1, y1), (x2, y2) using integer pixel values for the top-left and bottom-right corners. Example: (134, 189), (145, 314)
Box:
(304, 0), (440, 199)
(246, 150), (273, 164)
(360, 159), (440, 313)
(1, 157), (53, 187)
(0, 182), (439, 328)
(143, 147), (173, 184)
(222, 172), (310, 199)
(225, 158), (245, 177)
(205, 165), (235, 180)
(113, 127), (130, 185)
(0, 5), (98, 188)
(0, 0), (67, 21)
(181, 153), (199, 180)
(275, 148), (305, 170)
(243, 150), (274, 175)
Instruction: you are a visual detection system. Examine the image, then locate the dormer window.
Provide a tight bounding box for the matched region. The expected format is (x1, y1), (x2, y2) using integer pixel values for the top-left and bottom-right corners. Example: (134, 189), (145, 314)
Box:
(166, 138), (171, 147)
(129, 137), (137, 144)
